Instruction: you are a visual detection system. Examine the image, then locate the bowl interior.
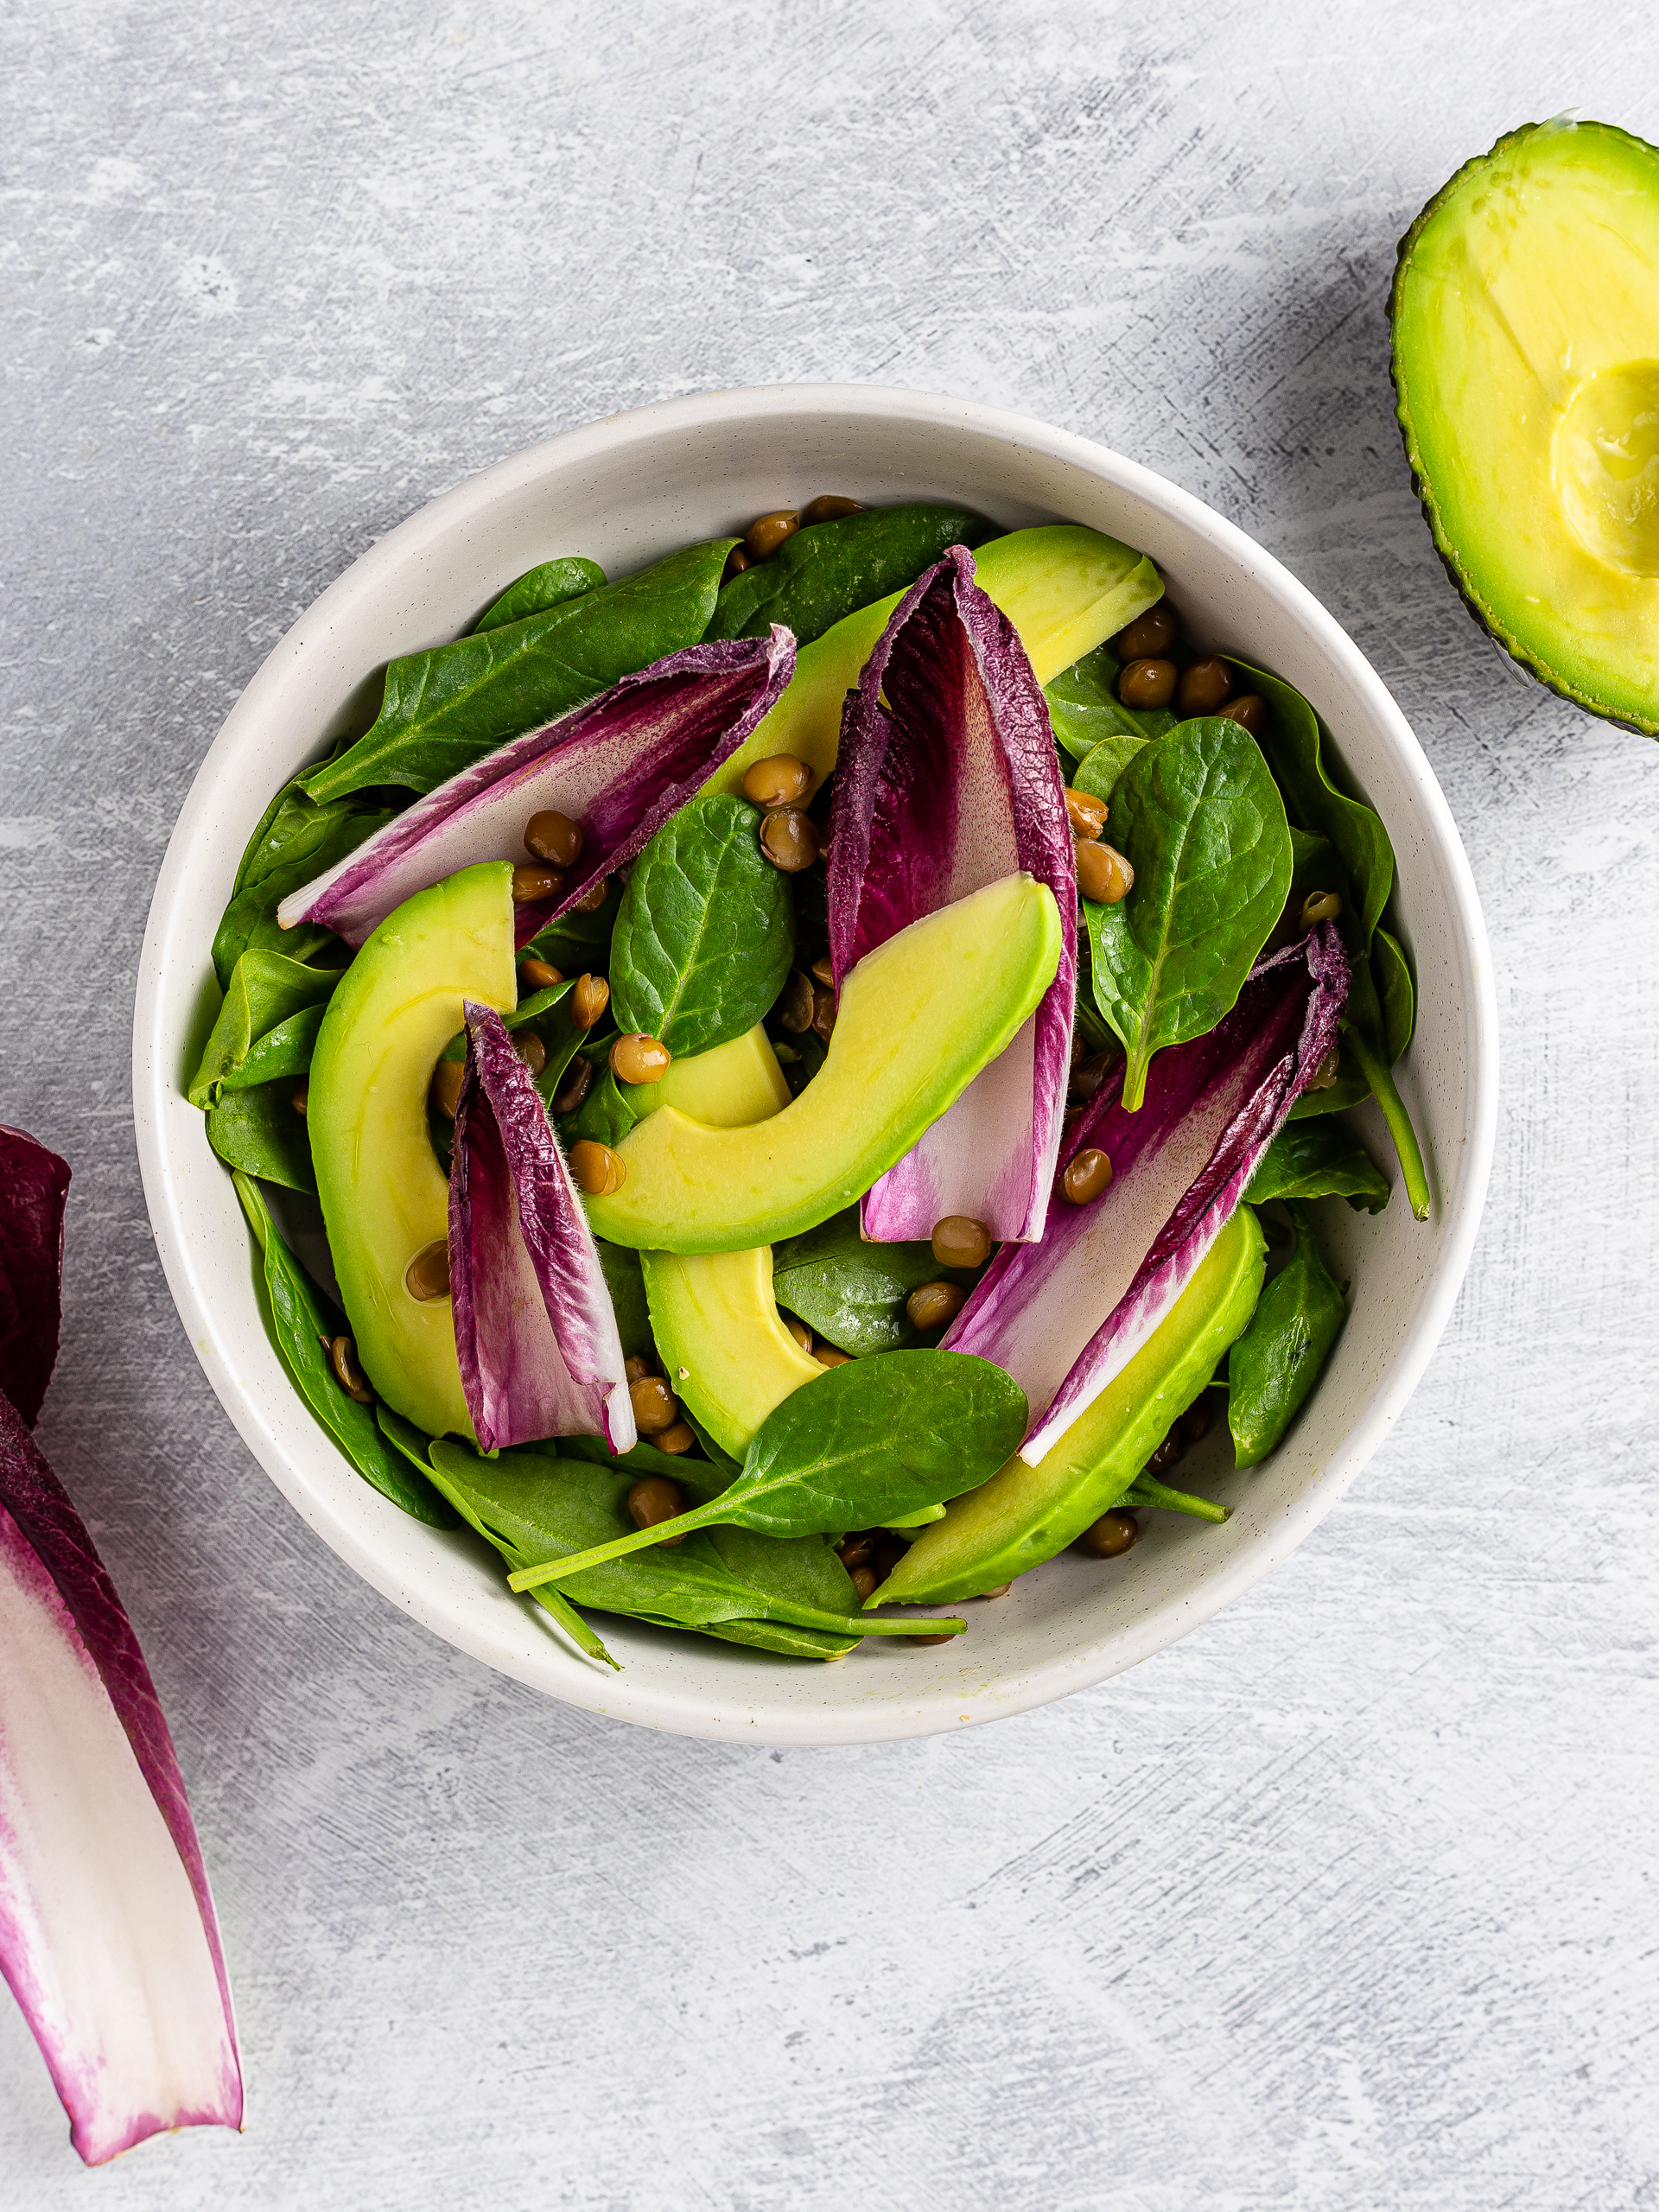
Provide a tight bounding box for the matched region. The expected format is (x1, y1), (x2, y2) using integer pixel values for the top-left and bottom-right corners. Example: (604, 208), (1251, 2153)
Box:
(133, 387), (1495, 1744)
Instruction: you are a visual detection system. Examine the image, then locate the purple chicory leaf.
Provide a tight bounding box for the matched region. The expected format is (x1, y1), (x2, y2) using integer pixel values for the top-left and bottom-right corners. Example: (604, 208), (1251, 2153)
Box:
(0, 1132), (242, 2166)
(449, 1004), (637, 1454)
(944, 925), (1349, 1465)
(828, 548), (1076, 1243)
(0, 1125), (71, 1428)
(279, 631), (796, 949)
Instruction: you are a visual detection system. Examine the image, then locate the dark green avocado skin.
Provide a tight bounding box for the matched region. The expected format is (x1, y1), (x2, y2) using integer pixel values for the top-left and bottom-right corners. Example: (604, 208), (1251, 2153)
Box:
(1387, 118), (1659, 738)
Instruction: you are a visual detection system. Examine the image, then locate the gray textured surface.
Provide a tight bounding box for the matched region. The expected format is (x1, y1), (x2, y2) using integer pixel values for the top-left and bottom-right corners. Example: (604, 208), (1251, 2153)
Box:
(3, 3), (1656, 2203)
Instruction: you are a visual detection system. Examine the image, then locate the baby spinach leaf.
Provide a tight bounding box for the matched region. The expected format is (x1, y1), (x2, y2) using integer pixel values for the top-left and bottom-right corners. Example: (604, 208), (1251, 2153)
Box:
(706, 503), (990, 650)
(1286, 1048), (1370, 1120)
(430, 1443), (887, 1656)
(1121, 1472), (1229, 1522)
(1375, 926), (1415, 1064)
(473, 556), (605, 635)
(207, 1080), (315, 1193)
(232, 1173), (455, 1525)
(1045, 640), (1176, 763)
(188, 950), (341, 1107)
(597, 1243), (652, 1361)
(1225, 657), (1394, 953)
(506, 1350), (1025, 1591)
(565, 1066), (638, 1147)
(524, 875), (622, 974)
(301, 539), (734, 804)
(212, 783), (392, 987)
(1246, 1123), (1391, 1214)
(771, 1208), (973, 1356)
(609, 793), (794, 1056)
(1072, 733), (1148, 807)
(1084, 719), (1293, 1109)
(1228, 1202), (1347, 1468)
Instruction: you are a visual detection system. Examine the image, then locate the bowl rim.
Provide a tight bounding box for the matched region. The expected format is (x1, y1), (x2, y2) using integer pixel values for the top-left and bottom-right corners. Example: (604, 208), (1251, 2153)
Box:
(132, 382), (1498, 1743)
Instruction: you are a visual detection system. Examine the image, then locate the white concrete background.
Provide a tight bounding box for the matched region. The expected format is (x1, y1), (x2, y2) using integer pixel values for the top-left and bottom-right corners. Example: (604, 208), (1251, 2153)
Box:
(3, 3), (1656, 2204)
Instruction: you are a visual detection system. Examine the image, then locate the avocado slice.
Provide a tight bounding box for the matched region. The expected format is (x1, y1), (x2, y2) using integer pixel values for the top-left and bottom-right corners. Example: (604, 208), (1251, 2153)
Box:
(1392, 118), (1659, 732)
(634, 1025), (823, 1458)
(308, 861), (517, 1436)
(707, 524), (1164, 797)
(874, 1205), (1266, 1604)
(584, 872), (1063, 1254)
(645, 1245), (824, 1459)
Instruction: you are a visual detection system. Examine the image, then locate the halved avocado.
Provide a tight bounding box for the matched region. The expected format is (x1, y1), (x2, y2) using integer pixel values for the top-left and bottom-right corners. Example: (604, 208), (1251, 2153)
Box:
(875, 1206), (1266, 1605)
(1392, 118), (1659, 732)
(584, 873), (1062, 1253)
(708, 524), (1164, 796)
(307, 861), (516, 1436)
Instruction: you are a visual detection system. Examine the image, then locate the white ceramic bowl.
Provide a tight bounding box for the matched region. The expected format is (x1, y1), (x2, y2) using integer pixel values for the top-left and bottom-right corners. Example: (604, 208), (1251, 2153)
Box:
(133, 385), (1497, 1745)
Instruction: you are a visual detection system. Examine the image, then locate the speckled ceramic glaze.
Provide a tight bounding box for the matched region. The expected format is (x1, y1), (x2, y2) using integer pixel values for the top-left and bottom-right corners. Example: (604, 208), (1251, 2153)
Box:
(133, 386), (1497, 1744)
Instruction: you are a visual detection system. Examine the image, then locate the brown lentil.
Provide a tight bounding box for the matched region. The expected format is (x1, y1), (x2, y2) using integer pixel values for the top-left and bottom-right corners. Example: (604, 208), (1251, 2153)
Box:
(1144, 1427), (1185, 1477)
(552, 1057), (594, 1114)
(1062, 1147), (1113, 1205)
(785, 1315), (814, 1353)
(976, 1582), (1013, 1599)
(849, 1564), (879, 1602)
(1114, 606), (1179, 661)
(1300, 890), (1342, 929)
(906, 1281), (966, 1332)
(1069, 1050), (1118, 1105)
(1179, 1398), (1212, 1446)
(404, 1240), (451, 1301)
(291, 1083), (308, 1117)
(512, 862), (563, 906)
(610, 1032), (671, 1085)
(904, 1630), (958, 1648)
(741, 753), (812, 809)
(1177, 657), (1235, 717)
(801, 493), (866, 524)
(430, 1059), (466, 1119)
(629, 1375), (680, 1433)
(623, 1355), (652, 1384)
(573, 874), (612, 913)
(519, 957), (563, 993)
(1218, 694), (1268, 735)
(815, 1344), (853, 1369)
(810, 982), (836, 1042)
(569, 1139), (625, 1196)
(570, 974), (610, 1030)
(626, 1473), (686, 1544)
(1119, 657), (1178, 710)
(1077, 1509), (1139, 1559)
(524, 809), (584, 868)
(774, 971), (816, 1033)
(1075, 841), (1134, 905)
(745, 509), (800, 560)
(654, 1419), (696, 1455)
(513, 1031), (547, 1078)
(722, 544), (751, 580)
(760, 806), (820, 872)
(810, 955), (836, 988)
(838, 1532), (877, 1569)
(1065, 786), (1109, 840)
(329, 1334), (374, 1404)
(931, 1215), (993, 1269)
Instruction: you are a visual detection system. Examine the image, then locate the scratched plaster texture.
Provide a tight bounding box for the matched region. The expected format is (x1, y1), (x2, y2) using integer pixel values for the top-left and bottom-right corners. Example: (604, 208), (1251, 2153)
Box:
(3, 1), (1657, 2204)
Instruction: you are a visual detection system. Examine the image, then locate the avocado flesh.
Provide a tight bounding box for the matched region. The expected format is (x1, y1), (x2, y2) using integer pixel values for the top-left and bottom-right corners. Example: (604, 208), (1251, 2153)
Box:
(307, 861), (517, 1437)
(637, 1027), (823, 1458)
(1392, 118), (1659, 731)
(876, 1206), (1266, 1605)
(584, 873), (1063, 1254)
(645, 1244), (824, 1459)
(707, 525), (1163, 797)
(631, 1023), (790, 1126)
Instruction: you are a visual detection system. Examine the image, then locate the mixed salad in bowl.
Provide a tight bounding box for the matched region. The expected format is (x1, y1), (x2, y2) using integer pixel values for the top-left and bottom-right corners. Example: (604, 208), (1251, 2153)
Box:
(188, 493), (1427, 1669)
